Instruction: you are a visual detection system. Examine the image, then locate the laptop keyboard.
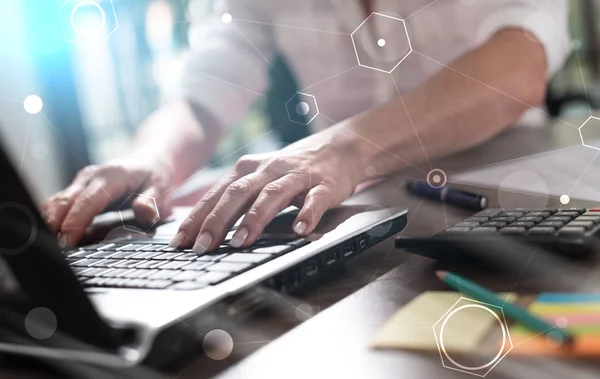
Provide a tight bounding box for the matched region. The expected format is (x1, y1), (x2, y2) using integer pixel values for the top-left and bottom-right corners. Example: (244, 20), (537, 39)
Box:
(65, 239), (310, 291)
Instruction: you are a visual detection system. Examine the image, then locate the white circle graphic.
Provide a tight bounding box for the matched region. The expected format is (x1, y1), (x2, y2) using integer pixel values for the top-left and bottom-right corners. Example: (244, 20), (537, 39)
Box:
(439, 304), (507, 371)
(295, 303), (314, 321)
(23, 95), (43, 115)
(377, 38), (386, 47)
(426, 168), (447, 189)
(221, 13), (232, 24)
(559, 194), (570, 205)
(203, 329), (234, 360)
(0, 202), (38, 255)
(295, 101), (310, 116)
(70, 1), (107, 37)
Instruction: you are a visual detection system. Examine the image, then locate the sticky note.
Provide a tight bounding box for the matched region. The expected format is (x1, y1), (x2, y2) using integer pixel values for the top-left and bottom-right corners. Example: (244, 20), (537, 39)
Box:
(371, 291), (515, 353)
(537, 293), (600, 303)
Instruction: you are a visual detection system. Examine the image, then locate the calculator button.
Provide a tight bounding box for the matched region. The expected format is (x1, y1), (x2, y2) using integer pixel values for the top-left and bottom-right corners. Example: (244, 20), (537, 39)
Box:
(474, 209), (503, 217)
(576, 216), (600, 224)
(471, 227), (498, 234)
(565, 208), (586, 214)
(454, 222), (480, 229)
(528, 227), (557, 235)
(501, 212), (525, 218)
(544, 216), (572, 223)
(537, 221), (565, 229)
(444, 227), (472, 234)
(510, 221), (535, 229)
(558, 227), (586, 236)
(554, 212), (580, 219)
(492, 217), (516, 223)
(500, 227), (527, 235)
(481, 221), (507, 229)
(526, 212), (551, 219)
(518, 216), (543, 223)
(464, 217), (490, 223)
(566, 221), (594, 230)
(587, 208), (600, 212)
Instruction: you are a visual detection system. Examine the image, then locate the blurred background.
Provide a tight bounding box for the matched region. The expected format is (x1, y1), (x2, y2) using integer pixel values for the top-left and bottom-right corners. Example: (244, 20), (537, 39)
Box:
(0, 0), (598, 202)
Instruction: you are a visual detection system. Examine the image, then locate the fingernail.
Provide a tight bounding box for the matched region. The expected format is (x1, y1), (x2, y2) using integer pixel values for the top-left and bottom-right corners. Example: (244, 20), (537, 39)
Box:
(58, 234), (69, 248)
(193, 232), (213, 255)
(169, 232), (185, 247)
(293, 221), (307, 235)
(230, 227), (248, 248)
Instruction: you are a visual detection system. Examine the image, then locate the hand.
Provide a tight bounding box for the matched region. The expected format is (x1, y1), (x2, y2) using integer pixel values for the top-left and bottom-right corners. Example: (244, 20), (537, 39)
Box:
(170, 131), (365, 254)
(42, 152), (174, 247)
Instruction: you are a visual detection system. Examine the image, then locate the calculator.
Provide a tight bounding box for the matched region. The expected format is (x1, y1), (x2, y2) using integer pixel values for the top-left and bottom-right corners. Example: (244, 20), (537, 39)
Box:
(395, 208), (600, 260)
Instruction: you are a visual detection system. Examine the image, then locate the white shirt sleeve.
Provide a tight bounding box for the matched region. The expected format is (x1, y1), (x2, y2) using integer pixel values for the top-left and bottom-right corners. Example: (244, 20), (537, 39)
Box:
(181, 1), (275, 129)
(473, 0), (571, 77)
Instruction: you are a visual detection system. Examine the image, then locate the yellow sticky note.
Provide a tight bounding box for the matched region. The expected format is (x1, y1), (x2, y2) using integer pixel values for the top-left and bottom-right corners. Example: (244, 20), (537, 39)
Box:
(371, 291), (515, 353)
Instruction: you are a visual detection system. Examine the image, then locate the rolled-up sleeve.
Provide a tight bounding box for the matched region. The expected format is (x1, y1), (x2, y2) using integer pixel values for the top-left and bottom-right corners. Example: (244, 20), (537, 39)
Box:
(474, 0), (570, 77)
(181, 0), (275, 130)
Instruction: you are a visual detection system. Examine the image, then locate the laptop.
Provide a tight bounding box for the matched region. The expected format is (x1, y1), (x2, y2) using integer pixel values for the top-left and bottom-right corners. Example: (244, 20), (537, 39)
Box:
(0, 140), (408, 369)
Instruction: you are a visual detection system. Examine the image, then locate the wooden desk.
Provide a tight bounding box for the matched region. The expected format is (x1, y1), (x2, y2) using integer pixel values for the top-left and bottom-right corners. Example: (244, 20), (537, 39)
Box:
(5, 119), (600, 378)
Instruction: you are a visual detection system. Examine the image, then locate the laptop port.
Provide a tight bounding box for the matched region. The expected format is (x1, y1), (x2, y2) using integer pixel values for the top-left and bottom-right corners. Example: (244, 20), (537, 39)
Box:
(343, 242), (356, 258)
(358, 237), (368, 251)
(303, 258), (320, 278)
(322, 249), (339, 266)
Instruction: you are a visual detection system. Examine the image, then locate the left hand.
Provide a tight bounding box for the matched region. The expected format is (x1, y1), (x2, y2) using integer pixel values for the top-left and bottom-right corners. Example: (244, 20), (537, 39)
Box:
(169, 131), (365, 254)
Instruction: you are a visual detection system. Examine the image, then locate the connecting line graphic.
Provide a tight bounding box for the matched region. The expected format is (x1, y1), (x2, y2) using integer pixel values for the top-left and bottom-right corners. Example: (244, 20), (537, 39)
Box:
(234, 18), (351, 36)
(574, 47), (593, 117)
(404, 0), (441, 21)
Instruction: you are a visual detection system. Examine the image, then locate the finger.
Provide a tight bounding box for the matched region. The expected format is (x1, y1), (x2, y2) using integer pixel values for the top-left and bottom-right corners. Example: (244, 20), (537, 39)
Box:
(59, 179), (116, 247)
(42, 167), (97, 234)
(131, 186), (170, 225)
(197, 171), (282, 253)
(231, 174), (310, 248)
(171, 156), (261, 249)
(293, 184), (336, 236)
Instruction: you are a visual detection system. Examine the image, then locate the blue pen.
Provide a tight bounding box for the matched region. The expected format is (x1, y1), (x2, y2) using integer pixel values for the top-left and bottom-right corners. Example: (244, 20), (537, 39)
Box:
(406, 180), (488, 210)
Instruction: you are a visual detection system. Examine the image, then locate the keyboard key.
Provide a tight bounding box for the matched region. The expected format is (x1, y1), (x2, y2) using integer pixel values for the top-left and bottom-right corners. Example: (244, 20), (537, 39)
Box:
(500, 227), (527, 235)
(123, 269), (155, 279)
(88, 250), (120, 259)
(526, 212), (551, 219)
(288, 239), (310, 248)
(96, 243), (116, 251)
(70, 259), (104, 267)
(83, 277), (109, 287)
(91, 259), (118, 268)
(152, 252), (182, 260)
(470, 227), (498, 234)
(558, 227), (586, 236)
(545, 216), (572, 223)
(146, 280), (173, 289)
(130, 251), (164, 260)
(207, 262), (253, 272)
(464, 217), (490, 223)
(444, 227), (472, 234)
(72, 267), (92, 275)
(517, 216), (543, 223)
(106, 251), (140, 259)
(139, 245), (168, 252)
(147, 270), (180, 280)
(133, 260), (164, 269)
(196, 271), (232, 284)
(114, 244), (139, 251)
(222, 253), (272, 264)
(566, 221), (594, 230)
(480, 222), (506, 229)
(169, 281), (208, 291)
(160, 247), (180, 252)
(528, 227), (557, 235)
(533, 208), (557, 214)
(252, 245), (294, 255)
(80, 268), (110, 277)
(100, 268), (134, 278)
(454, 222), (480, 229)
(492, 217), (516, 223)
(182, 261), (213, 271)
(172, 271), (206, 282)
(157, 261), (188, 270)
(173, 253), (201, 261)
(537, 221), (565, 229)
(510, 221), (535, 229)
(554, 212), (580, 219)
(67, 250), (92, 258)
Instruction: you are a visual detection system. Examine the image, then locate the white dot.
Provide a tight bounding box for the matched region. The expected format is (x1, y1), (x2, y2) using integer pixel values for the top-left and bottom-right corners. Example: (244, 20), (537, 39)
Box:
(555, 317), (569, 328)
(432, 174), (441, 183)
(295, 303), (314, 321)
(25, 307), (57, 340)
(221, 13), (232, 24)
(203, 329), (233, 360)
(377, 38), (386, 47)
(560, 194), (570, 205)
(23, 95), (43, 115)
(365, 166), (377, 177)
(31, 142), (49, 160)
(295, 101), (310, 116)
(571, 39), (582, 51)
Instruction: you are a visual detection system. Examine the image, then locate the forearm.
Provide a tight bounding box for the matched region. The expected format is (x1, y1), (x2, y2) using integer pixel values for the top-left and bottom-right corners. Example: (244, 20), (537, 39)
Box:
(131, 100), (223, 185)
(339, 28), (548, 179)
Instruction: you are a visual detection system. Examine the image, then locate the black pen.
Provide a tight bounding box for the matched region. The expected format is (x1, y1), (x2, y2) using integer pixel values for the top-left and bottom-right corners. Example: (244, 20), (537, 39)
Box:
(406, 180), (488, 210)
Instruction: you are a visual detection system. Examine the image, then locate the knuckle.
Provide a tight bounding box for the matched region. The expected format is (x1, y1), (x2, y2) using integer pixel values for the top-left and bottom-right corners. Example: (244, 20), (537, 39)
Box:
(203, 213), (227, 230)
(262, 157), (289, 174)
(228, 178), (252, 196)
(234, 155), (257, 172)
(244, 209), (262, 223)
(262, 182), (284, 196)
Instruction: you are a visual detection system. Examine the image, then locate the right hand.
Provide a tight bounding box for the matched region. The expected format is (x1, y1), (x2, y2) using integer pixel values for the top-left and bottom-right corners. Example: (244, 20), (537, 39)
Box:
(42, 153), (174, 247)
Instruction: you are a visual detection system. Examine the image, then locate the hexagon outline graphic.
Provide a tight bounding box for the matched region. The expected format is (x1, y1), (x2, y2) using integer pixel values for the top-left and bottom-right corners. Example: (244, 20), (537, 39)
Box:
(285, 92), (320, 125)
(351, 12), (413, 74)
(578, 115), (600, 151)
(118, 193), (160, 234)
(58, 0), (119, 45)
(432, 297), (513, 377)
